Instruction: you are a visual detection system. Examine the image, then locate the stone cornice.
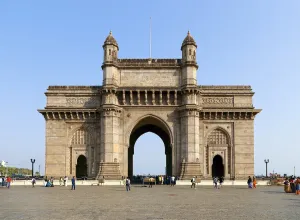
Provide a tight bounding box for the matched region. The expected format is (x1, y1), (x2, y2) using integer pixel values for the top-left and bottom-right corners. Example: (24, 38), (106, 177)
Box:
(38, 109), (100, 120)
(102, 59), (182, 70)
(200, 109), (261, 120)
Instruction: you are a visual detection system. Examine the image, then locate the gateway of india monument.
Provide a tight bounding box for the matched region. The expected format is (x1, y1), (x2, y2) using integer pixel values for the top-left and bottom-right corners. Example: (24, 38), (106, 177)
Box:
(38, 31), (261, 180)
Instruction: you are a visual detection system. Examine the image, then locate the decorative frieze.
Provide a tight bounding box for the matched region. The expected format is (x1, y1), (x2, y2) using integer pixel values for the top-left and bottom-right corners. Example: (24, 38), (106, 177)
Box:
(201, 97), (233, 107)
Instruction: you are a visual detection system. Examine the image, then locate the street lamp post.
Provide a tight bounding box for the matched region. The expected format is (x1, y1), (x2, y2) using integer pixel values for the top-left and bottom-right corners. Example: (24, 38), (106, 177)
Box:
(30, 159), (36, 177)
(264, 159), (269, 178)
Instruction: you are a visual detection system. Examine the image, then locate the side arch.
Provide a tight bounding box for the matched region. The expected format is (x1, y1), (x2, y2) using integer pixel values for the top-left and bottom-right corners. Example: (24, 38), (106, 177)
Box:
(68, 125), (96, 177)
(205, 127), (232, 179)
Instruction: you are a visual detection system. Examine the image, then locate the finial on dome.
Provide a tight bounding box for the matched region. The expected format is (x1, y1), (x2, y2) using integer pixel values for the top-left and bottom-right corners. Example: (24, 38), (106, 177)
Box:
(103, 30), (119, 49)
(181, 30), (197, 49)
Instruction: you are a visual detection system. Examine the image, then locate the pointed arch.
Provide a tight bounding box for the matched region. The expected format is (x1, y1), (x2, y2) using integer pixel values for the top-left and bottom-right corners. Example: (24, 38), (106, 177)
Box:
(127, 114), (173, 147)
(127, 114), (174, 178)
(206, 126), (231, 145)
(205, 127), (232, 178)
(70, 126), (95, 146)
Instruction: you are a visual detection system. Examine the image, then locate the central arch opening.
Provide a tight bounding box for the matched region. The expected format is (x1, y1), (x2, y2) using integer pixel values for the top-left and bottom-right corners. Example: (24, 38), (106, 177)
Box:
(133, 133), (165, 175)
(76, 155), (87, 178)
(128, 116), (172, 180)
(212, 155), (224, 178)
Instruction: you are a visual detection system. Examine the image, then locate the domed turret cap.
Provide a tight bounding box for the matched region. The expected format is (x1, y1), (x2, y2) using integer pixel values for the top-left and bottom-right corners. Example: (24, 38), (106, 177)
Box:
(103, 31), (119, 49)
(181, 31), (197, 49)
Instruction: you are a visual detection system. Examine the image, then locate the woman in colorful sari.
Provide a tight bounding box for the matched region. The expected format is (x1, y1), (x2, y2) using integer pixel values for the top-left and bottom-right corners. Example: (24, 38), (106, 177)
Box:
(253, 176), (257, 188)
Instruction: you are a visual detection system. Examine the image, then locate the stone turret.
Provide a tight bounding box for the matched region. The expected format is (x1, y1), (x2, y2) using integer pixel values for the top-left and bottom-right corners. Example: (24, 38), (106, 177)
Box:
(181, 31), (198, 86)
(103, 31), (119, 63)
(102, 31), (119, 86)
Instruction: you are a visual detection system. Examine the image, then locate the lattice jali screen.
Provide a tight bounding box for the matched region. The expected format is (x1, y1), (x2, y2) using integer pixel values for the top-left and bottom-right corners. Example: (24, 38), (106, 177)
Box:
(207, 129), (228, 145)
(71, 128), (95, 145)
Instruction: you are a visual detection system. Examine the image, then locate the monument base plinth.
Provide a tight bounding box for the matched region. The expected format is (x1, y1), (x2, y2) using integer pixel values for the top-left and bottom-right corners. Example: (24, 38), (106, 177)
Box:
(180, 162), (202, 180)
(96, 162), (122, 180)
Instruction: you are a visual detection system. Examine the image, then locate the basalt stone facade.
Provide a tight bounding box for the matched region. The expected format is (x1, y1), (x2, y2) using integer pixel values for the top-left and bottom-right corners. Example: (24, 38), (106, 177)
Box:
(38, 31), (261, 180)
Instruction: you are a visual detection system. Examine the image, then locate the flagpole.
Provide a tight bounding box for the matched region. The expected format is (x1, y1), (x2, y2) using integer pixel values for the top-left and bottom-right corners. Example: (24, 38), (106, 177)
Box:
(150, 17), (152, 59)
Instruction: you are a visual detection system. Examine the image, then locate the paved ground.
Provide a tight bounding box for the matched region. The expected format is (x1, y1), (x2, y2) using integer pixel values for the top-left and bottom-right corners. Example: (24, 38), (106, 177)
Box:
(1, 185), (300, 220)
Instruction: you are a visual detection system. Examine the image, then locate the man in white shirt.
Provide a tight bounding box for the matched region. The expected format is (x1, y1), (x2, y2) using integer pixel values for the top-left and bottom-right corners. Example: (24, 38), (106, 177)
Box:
(171, 176), (175, 186)
(191, 176), (196, 188)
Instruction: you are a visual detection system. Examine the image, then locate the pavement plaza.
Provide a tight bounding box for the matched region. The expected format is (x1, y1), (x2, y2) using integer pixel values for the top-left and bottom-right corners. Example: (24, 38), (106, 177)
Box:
(1, 185), (300, 220)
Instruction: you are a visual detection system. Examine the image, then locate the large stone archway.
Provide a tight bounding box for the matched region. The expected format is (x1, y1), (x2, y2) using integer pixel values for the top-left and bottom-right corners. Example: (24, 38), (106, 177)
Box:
(39, 31), (261, 180)
(128, 115), (173, 178)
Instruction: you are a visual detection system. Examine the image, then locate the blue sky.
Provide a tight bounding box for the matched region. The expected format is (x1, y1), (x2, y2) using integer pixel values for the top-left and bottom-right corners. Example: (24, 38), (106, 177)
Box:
(0, 1), (299, 176)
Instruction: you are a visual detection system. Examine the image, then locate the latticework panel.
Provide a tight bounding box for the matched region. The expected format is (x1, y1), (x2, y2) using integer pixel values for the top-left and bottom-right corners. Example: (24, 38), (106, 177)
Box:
(207, 129), (228, 145)
(71, 128), (95, 145)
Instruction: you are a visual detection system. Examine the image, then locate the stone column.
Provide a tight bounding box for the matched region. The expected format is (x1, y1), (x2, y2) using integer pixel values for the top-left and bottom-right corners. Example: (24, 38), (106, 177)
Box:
(97, 107), (122, 180)
(179, 107), (201, 180)
(145, 90), (148, 105)
(159, 90), (162, 105)
(152, 90), (155, 105)
(167, 90), (170, 105)
(129, 90), (133, 105)
(122, 90), (126, 105)
(137, 90), (140, 105)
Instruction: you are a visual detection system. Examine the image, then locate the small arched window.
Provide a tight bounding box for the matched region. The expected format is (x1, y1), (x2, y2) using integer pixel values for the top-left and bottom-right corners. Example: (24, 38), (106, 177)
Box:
(189, 49), (191, 55)
(109, 49), (111, 55)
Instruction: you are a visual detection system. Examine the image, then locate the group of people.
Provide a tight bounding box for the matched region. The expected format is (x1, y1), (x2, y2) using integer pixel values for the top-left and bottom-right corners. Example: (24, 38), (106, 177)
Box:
(212, 176), (224, 189)
(284, 176), (300, 194)
(0, 176), (11, 188)
(247, 176), (257, 188)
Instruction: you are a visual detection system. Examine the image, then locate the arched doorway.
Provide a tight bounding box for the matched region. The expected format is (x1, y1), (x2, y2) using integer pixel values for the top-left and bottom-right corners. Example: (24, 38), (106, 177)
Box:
(212, 155), (224, 178)
(76, 155), (87, 178)
(128, 116), (172, 179)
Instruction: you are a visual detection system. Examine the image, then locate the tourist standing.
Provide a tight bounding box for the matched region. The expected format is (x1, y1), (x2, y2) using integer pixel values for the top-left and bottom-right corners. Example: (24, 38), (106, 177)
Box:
(126, 177), (131, 191)
(31, 177), (36, 187)
(71, 176), (76, 190)
(247, 176), (253, 188)
(171, 176), (175, 186)
(64, 176), (68, 187)
(191, 176), (196, 188)
(59, 177), (63, 186)
(213, 177), (218, 189)
(219, 176), (224, 188)
(6, 176), (11, 189)
(295, 177), (300, 195)
(253, 176), (257, 188)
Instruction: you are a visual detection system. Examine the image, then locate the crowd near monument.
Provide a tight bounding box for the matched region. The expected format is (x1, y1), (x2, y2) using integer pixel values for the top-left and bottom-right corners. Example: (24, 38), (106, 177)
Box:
(38, 31), (261, 180)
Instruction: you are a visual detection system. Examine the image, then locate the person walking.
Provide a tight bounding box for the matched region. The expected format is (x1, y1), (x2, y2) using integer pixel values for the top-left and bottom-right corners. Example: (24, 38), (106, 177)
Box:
(191, 176), (196, 189)
(126, 177), (131, 191)
(6, 176), (11, 189)
(31, 177), (36, 188)
(71, 176), (76, 190)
